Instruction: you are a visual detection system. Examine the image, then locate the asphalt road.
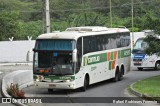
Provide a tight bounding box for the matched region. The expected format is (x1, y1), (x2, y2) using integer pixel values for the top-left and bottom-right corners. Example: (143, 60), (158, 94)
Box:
(23, 67), (160, 106)
(0, 65), (159, 106)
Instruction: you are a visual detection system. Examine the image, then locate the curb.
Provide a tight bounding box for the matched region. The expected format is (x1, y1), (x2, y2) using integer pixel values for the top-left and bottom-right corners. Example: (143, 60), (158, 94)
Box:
(0, 63), (32, 66)
(1, 70), (34, 106)
(129, 80), (160, 103)
(130, 82), (142, 97)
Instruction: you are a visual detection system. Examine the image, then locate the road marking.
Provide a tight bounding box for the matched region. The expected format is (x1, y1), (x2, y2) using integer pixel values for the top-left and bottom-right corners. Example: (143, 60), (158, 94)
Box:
(0, 71), (3, 74)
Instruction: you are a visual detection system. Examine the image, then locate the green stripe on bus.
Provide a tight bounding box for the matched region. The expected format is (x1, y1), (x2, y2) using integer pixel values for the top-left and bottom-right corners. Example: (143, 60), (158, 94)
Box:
(86, 53), (107, 65)
(109, 61), (112, 70)
(118, 49), (131, 59)
(83, 48), (130, 66)
(111, 52), (114, 60)
(123, 49), (131, 57)
(83, 56), (87, 66)
(44, 76), (75, 80)
(118, 51), (121, 59)
(121, 50), (124, 58)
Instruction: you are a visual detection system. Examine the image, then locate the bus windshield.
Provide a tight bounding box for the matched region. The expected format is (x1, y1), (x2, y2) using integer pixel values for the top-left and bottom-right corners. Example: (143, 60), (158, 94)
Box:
(34, 51), (74, 75)
(35, 39), (75, 51)
(132, 39), (148, 54)
(33, 39), (75, 75)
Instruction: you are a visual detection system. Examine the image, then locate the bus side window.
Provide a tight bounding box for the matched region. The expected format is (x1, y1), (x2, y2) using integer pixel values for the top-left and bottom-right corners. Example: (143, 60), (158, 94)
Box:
(76, 37), (82, 72)
(83, 36), (91, 54)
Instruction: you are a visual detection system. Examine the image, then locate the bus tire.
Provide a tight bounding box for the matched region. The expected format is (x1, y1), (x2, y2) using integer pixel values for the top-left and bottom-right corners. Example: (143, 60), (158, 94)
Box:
(81, 76), (89, 92)
(154, 61), (160, 70)
(137, 67), (143, 71)
(48, 89), (53, 92)
(113, 68), (119, 82)
(118, 67), (124, 81)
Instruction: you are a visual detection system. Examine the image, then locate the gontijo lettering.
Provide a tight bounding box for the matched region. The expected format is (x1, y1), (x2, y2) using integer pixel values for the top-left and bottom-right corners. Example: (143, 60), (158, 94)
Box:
(88, 56), (100, 63)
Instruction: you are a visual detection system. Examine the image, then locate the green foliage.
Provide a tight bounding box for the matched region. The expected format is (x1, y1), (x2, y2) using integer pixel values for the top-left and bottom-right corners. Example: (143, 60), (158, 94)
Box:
(142, 12), (160, 55)
(16, 21), (42, 40)
(7, 83), (25, 99)
(51, 20), (69, 31)
(0, 10), (19, 40)
(0, 0), (32, 11)
(133, 75), (160, 97)
(67, 12), (107, 27)
(0, 0), (160, 41)
(144, 35), (160, 56)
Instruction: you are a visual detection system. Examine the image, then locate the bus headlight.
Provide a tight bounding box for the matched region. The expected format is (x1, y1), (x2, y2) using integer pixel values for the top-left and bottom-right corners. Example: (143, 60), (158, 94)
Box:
(35, 75), (44, 82)
(65, 80), (71, 82)
(36, 79), (40, 82)
(64, 79), (74, 82)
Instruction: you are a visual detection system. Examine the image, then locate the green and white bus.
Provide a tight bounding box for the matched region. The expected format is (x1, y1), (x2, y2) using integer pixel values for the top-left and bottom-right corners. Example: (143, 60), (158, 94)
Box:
(33, 26), (131, 91)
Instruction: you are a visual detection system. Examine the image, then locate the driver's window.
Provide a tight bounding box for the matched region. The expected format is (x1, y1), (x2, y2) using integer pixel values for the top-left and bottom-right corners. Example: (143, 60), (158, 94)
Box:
(76, 38), (82, 73)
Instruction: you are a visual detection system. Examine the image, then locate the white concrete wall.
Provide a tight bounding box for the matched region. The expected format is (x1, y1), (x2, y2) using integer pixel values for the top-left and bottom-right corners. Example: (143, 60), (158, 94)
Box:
(0, 40), (35, 63)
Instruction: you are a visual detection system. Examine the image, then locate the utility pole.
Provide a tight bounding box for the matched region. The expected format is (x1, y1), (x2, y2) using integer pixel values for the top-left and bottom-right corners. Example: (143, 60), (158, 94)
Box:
(45, 0), (50, 33)
(42, 0), (45, 34)
(109, 0), (112, 28)
(131, 0), (134, 48)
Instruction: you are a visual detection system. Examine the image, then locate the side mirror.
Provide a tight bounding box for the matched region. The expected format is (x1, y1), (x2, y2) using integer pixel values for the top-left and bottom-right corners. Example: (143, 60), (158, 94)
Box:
(72, 49), (77, 62)
(33, 48), (35, 51)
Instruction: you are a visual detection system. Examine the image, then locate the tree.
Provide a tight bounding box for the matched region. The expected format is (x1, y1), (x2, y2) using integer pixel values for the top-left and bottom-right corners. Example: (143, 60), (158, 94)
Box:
(143, 13), (160, 55)
(144, 35), (160, 56)
(0, 0), (160, 41)
(0, 11), (19, 40)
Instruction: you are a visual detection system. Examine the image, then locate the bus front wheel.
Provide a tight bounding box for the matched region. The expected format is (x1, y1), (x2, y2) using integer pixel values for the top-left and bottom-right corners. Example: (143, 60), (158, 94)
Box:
(154, 61), (160, 70)
(137, 67), (143, 71)
(81, 76), (89, 92)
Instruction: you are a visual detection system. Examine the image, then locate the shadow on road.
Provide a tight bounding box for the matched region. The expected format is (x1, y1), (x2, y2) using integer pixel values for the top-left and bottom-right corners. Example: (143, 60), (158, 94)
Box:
(131, 66), (160, 71)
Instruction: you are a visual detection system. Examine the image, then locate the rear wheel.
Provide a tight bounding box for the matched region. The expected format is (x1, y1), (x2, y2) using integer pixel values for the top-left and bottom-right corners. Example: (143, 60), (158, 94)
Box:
(118, 67), (124, 81)
(113, 68), (120, 82)
(154, 61), (160, 70)
(137, 67), (143, 71)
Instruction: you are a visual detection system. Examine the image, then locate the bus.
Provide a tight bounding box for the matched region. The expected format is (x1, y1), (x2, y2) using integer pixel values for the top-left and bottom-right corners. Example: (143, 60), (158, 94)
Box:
(33, 26), (131, 91)
(131, 36), (160, 71)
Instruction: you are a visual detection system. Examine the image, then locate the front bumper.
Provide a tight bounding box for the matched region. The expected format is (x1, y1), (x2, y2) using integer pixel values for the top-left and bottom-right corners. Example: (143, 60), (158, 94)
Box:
(34, 81), (76, 89)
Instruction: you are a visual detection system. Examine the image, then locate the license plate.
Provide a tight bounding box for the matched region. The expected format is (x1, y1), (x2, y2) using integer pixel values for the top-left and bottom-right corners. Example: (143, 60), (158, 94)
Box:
(49, 84), (56, 88)
(134, 62), (141, 66)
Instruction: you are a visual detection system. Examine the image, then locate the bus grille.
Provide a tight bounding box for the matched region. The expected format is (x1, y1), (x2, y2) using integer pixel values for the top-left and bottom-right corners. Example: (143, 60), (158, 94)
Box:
(133, 59), (142, 61)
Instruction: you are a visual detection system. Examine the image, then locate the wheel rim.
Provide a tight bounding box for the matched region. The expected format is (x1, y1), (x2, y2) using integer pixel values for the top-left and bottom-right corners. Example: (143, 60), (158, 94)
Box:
(156, 62), (160, 70)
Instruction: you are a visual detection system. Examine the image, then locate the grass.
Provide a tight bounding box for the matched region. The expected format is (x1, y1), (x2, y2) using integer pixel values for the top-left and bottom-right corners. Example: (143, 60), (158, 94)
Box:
(133, 75), (160, 97)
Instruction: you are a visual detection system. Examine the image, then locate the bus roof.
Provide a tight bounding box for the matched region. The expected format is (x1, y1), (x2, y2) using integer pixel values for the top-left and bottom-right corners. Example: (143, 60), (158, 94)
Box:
(37, 26), (130, 40)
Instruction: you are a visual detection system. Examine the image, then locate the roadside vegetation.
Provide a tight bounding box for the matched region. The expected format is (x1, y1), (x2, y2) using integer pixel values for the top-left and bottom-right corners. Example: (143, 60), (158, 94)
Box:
(7, 83), (26, 98)
(0, 0), (160, 41)
(133, 75), (160, 97)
